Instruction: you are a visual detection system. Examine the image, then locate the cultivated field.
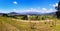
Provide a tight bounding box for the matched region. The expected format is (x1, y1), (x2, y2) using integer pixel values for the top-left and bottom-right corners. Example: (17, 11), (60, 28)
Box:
(0, 16), (60, 31)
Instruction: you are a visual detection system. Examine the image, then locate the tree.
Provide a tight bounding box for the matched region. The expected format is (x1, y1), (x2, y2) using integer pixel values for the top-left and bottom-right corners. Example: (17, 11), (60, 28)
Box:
(55, 1), (60, 18)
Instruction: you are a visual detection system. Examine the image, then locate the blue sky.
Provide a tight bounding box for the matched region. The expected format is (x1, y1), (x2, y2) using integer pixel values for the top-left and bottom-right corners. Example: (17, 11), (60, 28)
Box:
(0, 0), (59, 13)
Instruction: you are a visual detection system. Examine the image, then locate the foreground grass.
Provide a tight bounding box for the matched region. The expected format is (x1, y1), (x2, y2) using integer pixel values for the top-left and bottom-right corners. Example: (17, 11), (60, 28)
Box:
(0, 16), (60, 31)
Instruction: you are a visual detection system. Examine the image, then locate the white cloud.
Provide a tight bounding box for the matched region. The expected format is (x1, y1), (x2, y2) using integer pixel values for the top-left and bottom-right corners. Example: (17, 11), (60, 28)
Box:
(53, 3), (58, 7)
(0, 7), (56, 13)
(16, 8), (56, 13)
(42, 8), (57, 13)
(41, 8), (54, 13)
(49, 3), (58, 7)
(13, 9), (16, 11)
(42, 8), (47, 10)
(13, 1), (18, 4)
(0, 10), (9, 13)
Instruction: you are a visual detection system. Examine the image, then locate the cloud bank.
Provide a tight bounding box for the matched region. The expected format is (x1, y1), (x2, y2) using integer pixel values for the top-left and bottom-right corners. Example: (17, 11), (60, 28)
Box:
(13, 8), (57, 13)
(0, 7), (57, 13)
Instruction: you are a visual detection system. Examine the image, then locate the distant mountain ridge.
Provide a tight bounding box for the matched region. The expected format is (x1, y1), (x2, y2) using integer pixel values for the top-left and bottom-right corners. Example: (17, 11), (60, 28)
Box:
(0, 12), (56, 15)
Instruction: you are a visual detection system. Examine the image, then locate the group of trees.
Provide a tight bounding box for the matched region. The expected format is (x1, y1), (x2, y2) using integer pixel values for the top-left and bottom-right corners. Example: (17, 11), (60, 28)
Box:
(2, 14), (28, 20)
(28, 15), (54, 20)
(2, 14), (54, 20)
(55, 1), (60, 19)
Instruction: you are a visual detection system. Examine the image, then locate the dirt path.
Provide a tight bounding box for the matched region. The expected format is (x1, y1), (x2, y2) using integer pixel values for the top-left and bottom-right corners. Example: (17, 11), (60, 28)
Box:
(12, 19), (53, 23)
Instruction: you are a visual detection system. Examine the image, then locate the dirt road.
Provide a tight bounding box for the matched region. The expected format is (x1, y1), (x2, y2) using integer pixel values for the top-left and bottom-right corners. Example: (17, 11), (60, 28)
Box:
(12, 19), (53, 23)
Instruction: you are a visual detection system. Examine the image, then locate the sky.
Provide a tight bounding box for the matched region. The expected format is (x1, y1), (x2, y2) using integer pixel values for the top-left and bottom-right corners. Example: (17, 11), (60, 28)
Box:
(0, 0), (59, 13)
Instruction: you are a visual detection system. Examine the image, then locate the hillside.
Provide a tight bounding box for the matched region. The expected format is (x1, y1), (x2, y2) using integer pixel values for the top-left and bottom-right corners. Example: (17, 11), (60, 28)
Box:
(0, 21), (20, 31)
(0, 16), (60, 31)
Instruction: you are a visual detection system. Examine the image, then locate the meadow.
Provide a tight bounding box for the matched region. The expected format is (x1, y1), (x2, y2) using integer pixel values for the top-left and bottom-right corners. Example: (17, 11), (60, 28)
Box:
(0, 16), (60, 31)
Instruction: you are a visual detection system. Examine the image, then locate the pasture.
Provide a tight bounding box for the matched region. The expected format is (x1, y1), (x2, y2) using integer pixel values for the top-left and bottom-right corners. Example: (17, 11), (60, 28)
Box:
(0, 16), (60, 31)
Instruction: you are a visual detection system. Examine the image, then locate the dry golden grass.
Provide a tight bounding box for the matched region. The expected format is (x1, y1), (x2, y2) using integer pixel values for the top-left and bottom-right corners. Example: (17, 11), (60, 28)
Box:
(0, 16), (60, 31)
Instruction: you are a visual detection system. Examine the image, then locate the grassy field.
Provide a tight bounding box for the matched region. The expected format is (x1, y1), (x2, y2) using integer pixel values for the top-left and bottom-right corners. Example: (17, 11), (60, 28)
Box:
(0, 16), (60, 31)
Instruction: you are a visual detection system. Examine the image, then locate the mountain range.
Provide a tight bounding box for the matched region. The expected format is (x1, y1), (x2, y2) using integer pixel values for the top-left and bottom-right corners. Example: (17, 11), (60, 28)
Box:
(0, 12), (56, 15)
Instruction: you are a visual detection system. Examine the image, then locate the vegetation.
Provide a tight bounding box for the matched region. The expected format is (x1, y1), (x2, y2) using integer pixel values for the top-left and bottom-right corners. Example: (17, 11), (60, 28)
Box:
(0, 16), (60, 31)
(0, 0), (60, 31)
